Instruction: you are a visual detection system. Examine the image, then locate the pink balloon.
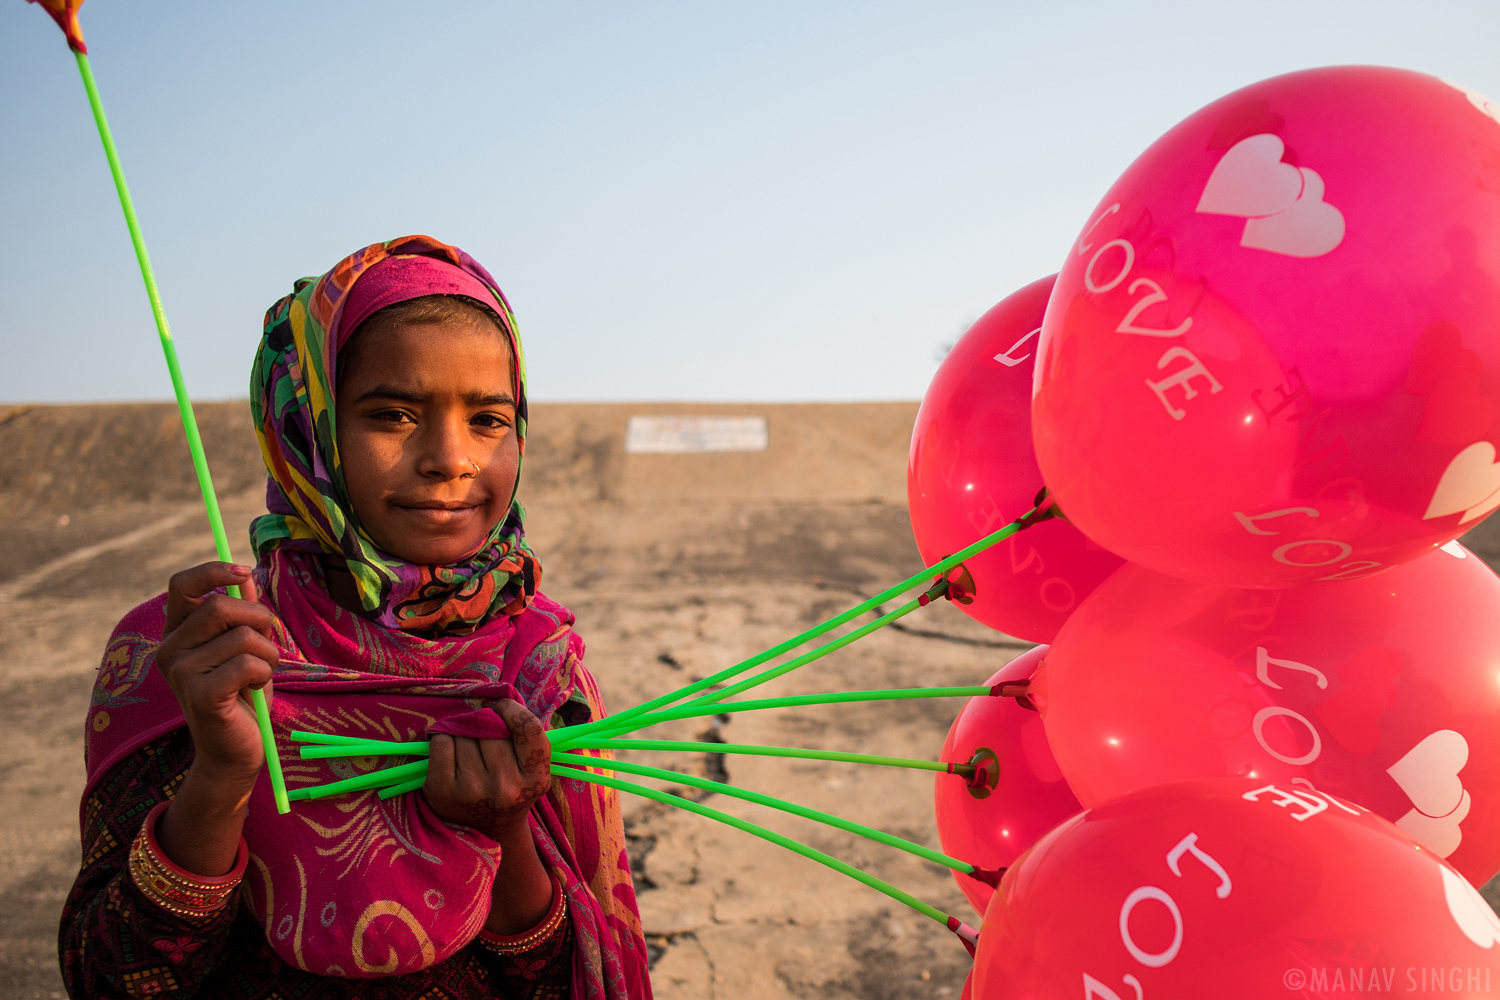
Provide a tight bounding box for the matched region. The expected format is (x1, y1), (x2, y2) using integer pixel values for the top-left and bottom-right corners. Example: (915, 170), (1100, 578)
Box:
(974, 778), (1500, 998)
(911, 276), (1124, 641)
(933, 645), (1082, 917)
(1033, 66), (1500, 587)
(1036, 543), (1500, 886)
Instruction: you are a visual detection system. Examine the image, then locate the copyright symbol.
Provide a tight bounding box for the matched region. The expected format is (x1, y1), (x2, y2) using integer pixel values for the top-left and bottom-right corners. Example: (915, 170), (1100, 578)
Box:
(1283, 969), (1306, 990)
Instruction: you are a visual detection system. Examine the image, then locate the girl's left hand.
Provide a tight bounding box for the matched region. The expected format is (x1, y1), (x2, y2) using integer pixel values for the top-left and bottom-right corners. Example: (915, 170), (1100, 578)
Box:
(423, 699), (553, 840)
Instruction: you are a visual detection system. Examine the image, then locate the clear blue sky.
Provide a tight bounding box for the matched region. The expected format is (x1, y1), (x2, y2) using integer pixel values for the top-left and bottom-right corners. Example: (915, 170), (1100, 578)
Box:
(5, 1), (1499, 403)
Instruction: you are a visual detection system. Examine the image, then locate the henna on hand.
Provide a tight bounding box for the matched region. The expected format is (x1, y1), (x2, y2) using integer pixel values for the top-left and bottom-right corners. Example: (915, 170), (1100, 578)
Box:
(422, 699), (553, 840)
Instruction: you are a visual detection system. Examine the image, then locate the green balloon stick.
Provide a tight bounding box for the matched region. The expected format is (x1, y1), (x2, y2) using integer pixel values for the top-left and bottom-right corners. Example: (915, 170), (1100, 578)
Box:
(292, 734), (976, 778)
(286, 759), (429, 802)
(550, 763), (978, 943)
(550, 586), (943, 753)
(298, 741), (432, 759)
(550, 510), (1038, 750)
(289, 684), (997, 800)
(568, 685), (996, 741)
(677, 580), (948, 710)
(558, 737), (976, 777)
(555, 753), (977, 872)
(70, 48), (290, 815)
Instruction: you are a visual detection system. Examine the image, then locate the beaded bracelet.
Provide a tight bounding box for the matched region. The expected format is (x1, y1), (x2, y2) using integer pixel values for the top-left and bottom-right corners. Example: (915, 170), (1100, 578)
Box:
(476, 871), (569, 956)
(127, 801), (249, 921)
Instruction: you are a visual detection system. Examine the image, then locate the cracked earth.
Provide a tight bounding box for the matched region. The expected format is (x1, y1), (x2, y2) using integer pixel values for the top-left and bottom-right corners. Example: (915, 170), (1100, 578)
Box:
(5, 401), (1499, 999)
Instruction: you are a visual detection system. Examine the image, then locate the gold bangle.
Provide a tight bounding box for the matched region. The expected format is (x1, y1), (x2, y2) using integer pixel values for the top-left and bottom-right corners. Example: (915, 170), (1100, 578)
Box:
(478, 873), (569, 956)
(128, 801), (247, 920)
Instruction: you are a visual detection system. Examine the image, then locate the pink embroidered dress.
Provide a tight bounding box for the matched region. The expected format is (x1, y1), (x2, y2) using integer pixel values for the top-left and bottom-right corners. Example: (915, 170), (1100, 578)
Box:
(58, 236), (652, 999)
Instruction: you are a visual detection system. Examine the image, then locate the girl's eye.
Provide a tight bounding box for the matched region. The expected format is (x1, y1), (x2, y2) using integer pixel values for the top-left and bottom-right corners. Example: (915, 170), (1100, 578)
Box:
(472, 413), (511, 430)
(374, 410), (414, 425)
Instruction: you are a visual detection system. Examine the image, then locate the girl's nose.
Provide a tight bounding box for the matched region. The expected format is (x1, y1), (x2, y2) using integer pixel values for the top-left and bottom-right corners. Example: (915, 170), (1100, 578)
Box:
(415, 415), (474, 480)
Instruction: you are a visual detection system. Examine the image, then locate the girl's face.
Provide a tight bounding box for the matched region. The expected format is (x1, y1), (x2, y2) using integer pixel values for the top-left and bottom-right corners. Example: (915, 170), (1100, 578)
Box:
(335, 316), (520, 566)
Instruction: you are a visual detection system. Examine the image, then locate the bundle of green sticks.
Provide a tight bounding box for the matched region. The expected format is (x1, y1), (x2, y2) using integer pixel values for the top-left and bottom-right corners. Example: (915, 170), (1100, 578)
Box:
(281, 507), (1049, 941)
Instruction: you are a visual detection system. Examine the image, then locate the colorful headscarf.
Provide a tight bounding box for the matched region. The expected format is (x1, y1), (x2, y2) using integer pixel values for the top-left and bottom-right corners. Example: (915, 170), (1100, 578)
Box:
(249, 235), (540, 635)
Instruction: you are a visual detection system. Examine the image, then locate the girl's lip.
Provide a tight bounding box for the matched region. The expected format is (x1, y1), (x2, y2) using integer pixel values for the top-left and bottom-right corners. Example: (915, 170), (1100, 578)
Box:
(396, 504), (479, 524)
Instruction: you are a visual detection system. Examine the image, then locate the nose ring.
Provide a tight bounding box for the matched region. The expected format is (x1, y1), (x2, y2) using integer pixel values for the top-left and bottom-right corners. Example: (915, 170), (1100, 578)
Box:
(462, 461), (480, 479)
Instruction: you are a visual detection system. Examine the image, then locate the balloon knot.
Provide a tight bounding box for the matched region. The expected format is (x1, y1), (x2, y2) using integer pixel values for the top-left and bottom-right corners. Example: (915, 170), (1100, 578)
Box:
(946, 916), (979, 957)
(29, 0), (88, 53)
(1017, 487), (1066, 530)
(989, 680), (1031, 699)
(965, 866), (1006, 889)
(931, 563), (976, 605)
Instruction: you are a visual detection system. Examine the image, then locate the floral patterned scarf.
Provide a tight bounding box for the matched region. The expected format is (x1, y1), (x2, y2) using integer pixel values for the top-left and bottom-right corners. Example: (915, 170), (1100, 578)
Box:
(248, 234), (539, 635)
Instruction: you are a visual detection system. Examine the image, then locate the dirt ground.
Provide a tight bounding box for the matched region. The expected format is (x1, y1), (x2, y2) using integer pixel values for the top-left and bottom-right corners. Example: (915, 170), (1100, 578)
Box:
(0, 401), (1033, 999)
(7, 401), (1500, 999)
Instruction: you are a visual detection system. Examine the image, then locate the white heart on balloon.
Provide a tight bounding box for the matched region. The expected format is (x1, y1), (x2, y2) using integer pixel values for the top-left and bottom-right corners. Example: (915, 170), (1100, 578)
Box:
(1442, 865), (1500, 948)
(1197, 135), (1345, 258)
(1389, 730), (1473, 858)
(1424, 442), (1500, 522)
(1443, 78), (1500, 130)
(1388, 730), (1469, 818)
(1197, 134), (1305, 217)
(1241, 168), (1345, 258)
(1398, 789), (1470, 857)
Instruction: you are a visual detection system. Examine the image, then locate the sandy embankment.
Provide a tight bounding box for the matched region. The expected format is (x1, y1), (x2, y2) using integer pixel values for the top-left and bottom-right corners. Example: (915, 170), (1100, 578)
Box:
(7, 402), (1499, 999)
(0, 400), (1036, 1000)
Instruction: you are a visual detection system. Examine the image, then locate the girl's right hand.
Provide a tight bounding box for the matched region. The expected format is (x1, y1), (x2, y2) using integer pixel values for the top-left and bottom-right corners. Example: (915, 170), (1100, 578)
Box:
(155, 562), (279, 791)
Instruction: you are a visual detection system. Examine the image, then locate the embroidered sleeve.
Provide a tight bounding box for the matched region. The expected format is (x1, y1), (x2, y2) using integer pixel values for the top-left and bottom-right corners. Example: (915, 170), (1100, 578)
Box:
(59, 731), (242, 999)
(473, 873), (575, 1000)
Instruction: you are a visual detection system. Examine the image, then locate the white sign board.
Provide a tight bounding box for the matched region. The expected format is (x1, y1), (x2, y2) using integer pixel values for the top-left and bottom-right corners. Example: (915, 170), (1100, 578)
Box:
(624, 416), (768, 454)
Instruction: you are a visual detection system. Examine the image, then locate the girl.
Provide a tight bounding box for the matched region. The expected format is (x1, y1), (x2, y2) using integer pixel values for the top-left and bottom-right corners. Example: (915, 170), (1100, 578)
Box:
(59, 235), (653, 999)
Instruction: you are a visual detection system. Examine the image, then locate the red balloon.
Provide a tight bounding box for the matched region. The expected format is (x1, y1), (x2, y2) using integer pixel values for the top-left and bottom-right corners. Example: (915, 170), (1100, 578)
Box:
(934, 645), (1082, 916)
(1036, 543), (1500, 885)
(1032, 66), (1500, 588)
(974, 778), (1500, 998)
(911, 276), (1124, 641)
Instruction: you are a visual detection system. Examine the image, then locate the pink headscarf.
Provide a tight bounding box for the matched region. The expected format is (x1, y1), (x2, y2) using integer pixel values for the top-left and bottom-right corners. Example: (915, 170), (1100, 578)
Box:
(335, 254), (501, 350)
